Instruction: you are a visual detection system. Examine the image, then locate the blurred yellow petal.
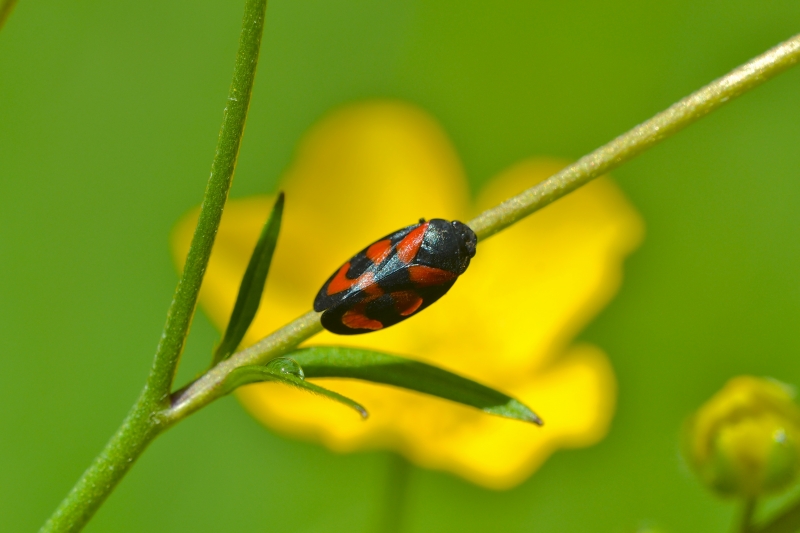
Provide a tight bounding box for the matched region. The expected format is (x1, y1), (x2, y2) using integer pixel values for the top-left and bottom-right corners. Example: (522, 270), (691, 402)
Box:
(171, 100), (643, 489)
(455, 159), (644, 378)
(237, 342), (614, 489)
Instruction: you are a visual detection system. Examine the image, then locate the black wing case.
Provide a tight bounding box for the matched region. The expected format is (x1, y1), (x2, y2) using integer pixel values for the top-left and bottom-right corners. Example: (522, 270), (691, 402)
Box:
(320, 280), (456, 335)
(313, 222), (420, 312)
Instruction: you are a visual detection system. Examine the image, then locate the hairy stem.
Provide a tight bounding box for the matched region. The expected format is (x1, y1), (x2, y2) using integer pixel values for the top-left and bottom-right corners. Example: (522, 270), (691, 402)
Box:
(37, 395), (163, 533)
(167, 310), (323, 421)
(147, 0), (268, 401)
(38, 0), (269, 531)
(467, 33), (800, 240)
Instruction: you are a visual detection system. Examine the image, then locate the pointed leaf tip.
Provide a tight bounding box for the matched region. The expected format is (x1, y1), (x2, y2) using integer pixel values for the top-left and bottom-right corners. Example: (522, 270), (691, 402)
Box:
(484, 399), (543, 426)
(213, 192), (285, 365)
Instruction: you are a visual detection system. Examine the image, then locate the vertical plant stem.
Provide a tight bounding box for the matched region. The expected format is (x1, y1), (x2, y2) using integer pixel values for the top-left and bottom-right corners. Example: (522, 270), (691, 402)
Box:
(376, 454), (413, 533)
(147, 0), (268, 400)
(739, 498), (757, 533)
(38, 1), (269, 532)
(0, 0), (18, 30)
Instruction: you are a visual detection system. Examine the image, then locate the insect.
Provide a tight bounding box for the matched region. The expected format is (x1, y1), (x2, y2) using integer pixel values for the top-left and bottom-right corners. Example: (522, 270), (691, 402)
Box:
(314, 218), (478, 335)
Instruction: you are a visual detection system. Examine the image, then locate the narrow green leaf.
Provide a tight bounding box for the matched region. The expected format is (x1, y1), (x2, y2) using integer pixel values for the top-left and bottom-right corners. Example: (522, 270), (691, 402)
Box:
(222, 357), (368, 418)
(286, 346), (543, 425)
(213, 193), (284, 365)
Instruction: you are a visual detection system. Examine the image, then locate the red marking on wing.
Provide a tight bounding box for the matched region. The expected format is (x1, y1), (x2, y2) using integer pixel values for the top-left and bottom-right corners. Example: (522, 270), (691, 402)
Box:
(396, 222), (428, 263)
(342, 309), (383, 330)
(392, 291), (424, 316)
(407, 265), (456, 287)
(366, 239), (392, 265)
(326, 262), (356, 295)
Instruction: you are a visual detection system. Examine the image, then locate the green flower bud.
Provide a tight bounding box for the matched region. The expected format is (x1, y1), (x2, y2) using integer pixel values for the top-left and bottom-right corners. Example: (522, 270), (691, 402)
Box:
(683, 376), (800, 498)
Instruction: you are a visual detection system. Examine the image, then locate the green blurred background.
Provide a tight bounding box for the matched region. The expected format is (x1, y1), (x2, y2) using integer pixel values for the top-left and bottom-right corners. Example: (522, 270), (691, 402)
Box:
(1, 1), (799, 531)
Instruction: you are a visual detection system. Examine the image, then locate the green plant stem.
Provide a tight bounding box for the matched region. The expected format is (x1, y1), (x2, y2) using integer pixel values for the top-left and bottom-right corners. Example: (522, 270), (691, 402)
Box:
(376, 454), (412, 533)
(0, 0), (18, 30)
(466, 33), (800, 241)
(739, 498), (757, 533)
(38, 0), (268, 531)
(40, 30), (800, 533)
(168, 310), (323, 421)
(148, 0), (268, 401)
(37, 395), (163, 533)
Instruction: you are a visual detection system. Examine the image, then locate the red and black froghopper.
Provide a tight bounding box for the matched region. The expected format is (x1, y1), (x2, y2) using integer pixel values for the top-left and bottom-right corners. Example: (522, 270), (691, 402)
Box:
(313, 219), (478, 335)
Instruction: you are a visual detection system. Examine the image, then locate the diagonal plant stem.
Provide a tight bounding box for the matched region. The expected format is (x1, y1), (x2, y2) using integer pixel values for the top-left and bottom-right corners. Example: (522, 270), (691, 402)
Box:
(0, 0), (18, 31)
(40, 29), (800, 533)
(165, 32), (800, 424)
(38, 0), (269, 531)
(466, 33), (800, 241)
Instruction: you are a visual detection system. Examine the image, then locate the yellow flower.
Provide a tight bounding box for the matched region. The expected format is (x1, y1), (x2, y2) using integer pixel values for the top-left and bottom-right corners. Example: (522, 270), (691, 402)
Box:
(172, 101), (643, 489)
(683, 376), (800, 497)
